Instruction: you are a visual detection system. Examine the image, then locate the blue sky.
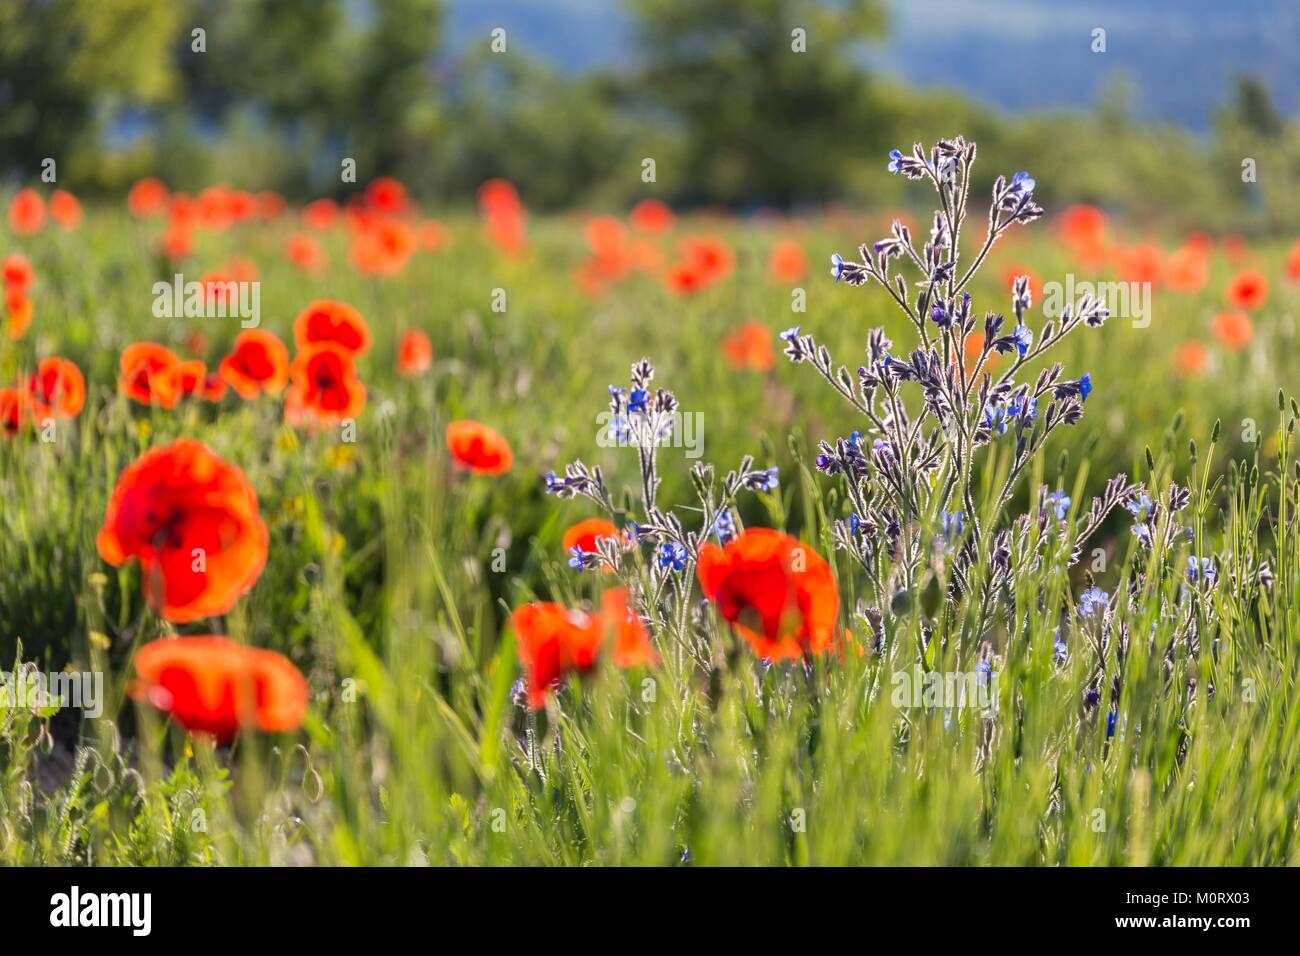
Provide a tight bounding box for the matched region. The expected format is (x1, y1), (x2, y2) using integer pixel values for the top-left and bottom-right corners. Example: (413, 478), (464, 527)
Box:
(445, 0), (1298, 130)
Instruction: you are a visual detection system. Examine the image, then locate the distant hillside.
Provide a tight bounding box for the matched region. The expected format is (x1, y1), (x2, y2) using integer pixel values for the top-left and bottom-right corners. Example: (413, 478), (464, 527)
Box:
(445, 0), (1298, 130)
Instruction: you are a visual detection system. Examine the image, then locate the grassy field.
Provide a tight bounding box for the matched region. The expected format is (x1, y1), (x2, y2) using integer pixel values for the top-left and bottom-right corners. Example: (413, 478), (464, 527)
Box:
(1, 171), (1298, 865)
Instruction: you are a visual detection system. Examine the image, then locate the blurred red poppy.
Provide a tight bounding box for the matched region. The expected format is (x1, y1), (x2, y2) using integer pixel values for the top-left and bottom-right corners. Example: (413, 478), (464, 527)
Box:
(97, 439), (268, 623)
(397, 329), (433, 376)
(2, 254), (33, 294)
(697, 528), (839, 661)
(446, 419), (513, 475)
(128, 178), (170, 219)
(133, 636), (307, 742)
(219, 329), (290, 399)
(28, 357), (85, 419)
(721, 322), (775, 372)
(119, 342), (182, 407)
(1212, 311), (1252, 350)
(49, 190), (82, 229)
(6, 289), (32, 340)
(8, 189), (44, 234)
(284, 343), (367, 426)
(1225, 270), (1268, 310)
(629, 199), (674, 235)
(768, 240), (808, 283)
(294, 299), (370, 356)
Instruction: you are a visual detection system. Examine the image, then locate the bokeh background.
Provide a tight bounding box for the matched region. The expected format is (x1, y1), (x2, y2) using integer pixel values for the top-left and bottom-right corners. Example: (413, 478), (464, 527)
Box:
(2, 0), (1297, 228)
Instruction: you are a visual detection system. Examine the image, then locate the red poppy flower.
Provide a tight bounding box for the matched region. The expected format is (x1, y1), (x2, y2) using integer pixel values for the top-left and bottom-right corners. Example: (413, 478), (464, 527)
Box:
(1164, 245), (1208, 294)
(1225, 270), (1268, 310)
(1172, 341), (1207, 378)
(511, 589), (655, 708)
(603, 588), (657, 668)
(1058, 204), (1106, 248)
(562, 518), (620, 556)
(294, 299), (370, 356)
(721, 321), (776, 372)
(286, 233), (328, 273)
(300, 198), (335, 231)
(49, 190), (82, 229)
(681, 235), (734, 284)
(173, 359), (209, 399)
(585, 216), (627, 259)
(132, 636), (307, 742)
(697, 528), (839, 661)
(511, 602), (603, 709)
(629, 199), (674, 235)
(365, 177), (409, 215)
(127, 178), (170, 219)
(1115, 244), (1164, 286)
(97, 439), (269, 623)
(219, 329), (289, 399)
(664, 261), (706, 296)
(768, 240), (808, 283)
(6, 289), (32, 340)
(0, 387), (29, 438)
(1286, 240), (1300, 283)
(446, 419), (513, 475)
(160, 223), (192, 260)
(119, 342), (182, 407)
(397, 329), (433, 376)
(28, 357), (85, 419)
(8, 189), (44, 234)
(284, 344), (366, 426)
(478, 180), (527, 256)
(2, 254), (33, 294)
(1211, 311), (1252, 351)
(351, 218), (417, 276)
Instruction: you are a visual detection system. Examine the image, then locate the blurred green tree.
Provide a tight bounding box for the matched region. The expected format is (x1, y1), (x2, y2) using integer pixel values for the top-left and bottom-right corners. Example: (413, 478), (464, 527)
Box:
(0, 0), (181, 185)
(626, 0), (890, 208)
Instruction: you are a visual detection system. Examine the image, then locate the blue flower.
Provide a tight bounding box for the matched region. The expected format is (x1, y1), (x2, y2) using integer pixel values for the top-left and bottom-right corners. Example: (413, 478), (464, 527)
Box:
(1126, 494), (1153, 521)
(830, 253), (846, 283)
(779, 325), (801, 342)
(930, 301), (949, 327)
(568, 545), (591, 570)
(628, 389), (650, 413)
(1079, 587), (1108, 618)
(983, 405), (1009, 435)
(1009, 171), (1036, 197)
(1187, 556), (1217, 584)
(608, 384), (624, 399)
(544, 471), (563, 494)
(748, 466), (779, 492)
(1012, 324), (1033, 357)
(1105, 709), (1118, 739)
(659, 542), (688, 572)
(1046, 490), (1071, 520)
(607, 415), (631, 444)
(714, 510), (737, 544)
(976, 659), (993, 686)
(1008, 396), (1038, 423)
(940, 510), (964, 542)
(1078, 372), (1093, 403)
(848, 512), (863, 535)
(887, 148), (904, 174)
(1052, 629), (1068, 664)
(1134, 523), (1151, 545)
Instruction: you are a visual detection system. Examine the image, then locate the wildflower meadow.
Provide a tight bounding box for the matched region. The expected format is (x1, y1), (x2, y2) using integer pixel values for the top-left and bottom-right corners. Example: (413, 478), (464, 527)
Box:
(0, 4), (1298, 915)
